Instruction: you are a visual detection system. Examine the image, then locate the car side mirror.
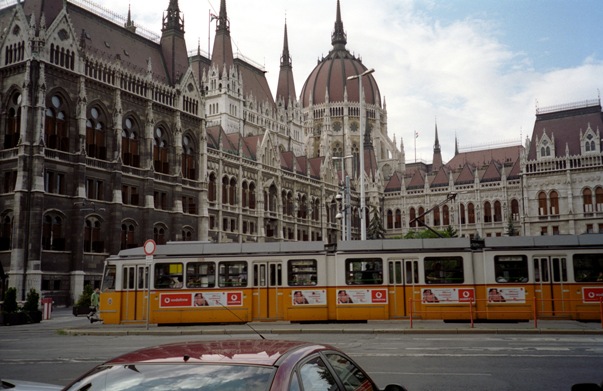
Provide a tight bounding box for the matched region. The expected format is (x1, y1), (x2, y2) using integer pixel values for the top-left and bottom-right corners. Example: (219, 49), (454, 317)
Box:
(383, 385), (408, 391)
(572, 384), (603, 391)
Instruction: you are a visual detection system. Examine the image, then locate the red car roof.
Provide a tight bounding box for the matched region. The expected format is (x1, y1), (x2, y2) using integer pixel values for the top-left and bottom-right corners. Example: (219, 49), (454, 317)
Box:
(106, 339), (324, 367)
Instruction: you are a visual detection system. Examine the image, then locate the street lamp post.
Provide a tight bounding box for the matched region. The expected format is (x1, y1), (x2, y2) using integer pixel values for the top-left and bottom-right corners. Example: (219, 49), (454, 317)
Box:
(347, 68), (374, 241)
(334, 155), (353, 240)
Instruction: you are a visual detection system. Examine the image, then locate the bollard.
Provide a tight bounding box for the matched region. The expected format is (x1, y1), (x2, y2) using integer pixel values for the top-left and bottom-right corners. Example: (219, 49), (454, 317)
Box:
(42, 297), (53, 320)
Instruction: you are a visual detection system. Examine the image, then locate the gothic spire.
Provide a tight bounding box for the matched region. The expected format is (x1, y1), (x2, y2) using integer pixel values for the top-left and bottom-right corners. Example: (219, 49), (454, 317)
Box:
(211, 0), (234, 69)
(276, 20), (297, 108)
(331, 0), (347, 50)
(216, 0), (230, 33)
(162, 0), (184, 32)
(160, 0), (188, 84)
(432, 122), (443, 172)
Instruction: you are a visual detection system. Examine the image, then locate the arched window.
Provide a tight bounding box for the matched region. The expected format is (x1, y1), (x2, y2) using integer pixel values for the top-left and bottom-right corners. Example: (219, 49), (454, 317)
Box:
(4, 92), (21, 149)
(468, 203), (475, 224)
(386, 210), (393, 229)
(511, 199), (519, 220)
(538, 191), (548, 216)
(433, 206), (441, 226)
(86, 106), (107, 160)
(395, 209), (402, 229)
(483, 202), (492, 223)
(42, 214), (65, 251)
(493, 201), (502, 222)
(208, 173), (217, 203)
(84, 216), (103, 253)
(409, 207), (417, 228)
(182, 134), (196, 179)
(122, 116), (140, 167)
(549, 191), (559, 216)
(121, 222), (136, 250)
(154, 225), (167, 245)
(417, 207), (425, 226)
(241, 181), (249, 208)
(0, 212), (13, 251)
(229, 178), (237, 205)
(596, 187), (603, 212)
(583, 188), (593, 213)
(45, 94), (69, 151)
(249, 183), (256, 210)
(181, 227), (194, 241)
(460, 203), (466, 225)
(442, 205), (450, 226)
(153, 126), (169, 174)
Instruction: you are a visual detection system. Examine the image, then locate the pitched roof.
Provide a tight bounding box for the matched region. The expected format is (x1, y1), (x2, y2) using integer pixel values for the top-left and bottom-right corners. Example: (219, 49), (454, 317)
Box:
(447, 145), (521, 170)
(528, 102), (603, 160)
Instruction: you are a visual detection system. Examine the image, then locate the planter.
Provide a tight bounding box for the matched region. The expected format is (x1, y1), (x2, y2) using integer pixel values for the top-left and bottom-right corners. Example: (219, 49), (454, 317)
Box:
(2, 312), (27, 326)
(26, 310), (42, 323)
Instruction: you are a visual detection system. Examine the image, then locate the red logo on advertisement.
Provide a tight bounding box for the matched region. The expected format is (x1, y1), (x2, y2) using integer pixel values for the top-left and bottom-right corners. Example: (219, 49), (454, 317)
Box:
(583, 287), (603, 303)
(160, 293), (192, 307)
(458, 288), (475, 302)
(226, 292), (242, 305)
(371, 289), (387, 303)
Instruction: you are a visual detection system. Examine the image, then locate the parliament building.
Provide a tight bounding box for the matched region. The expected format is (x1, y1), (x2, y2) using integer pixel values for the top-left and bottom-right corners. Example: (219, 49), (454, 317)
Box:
(1, 0), (602, 304)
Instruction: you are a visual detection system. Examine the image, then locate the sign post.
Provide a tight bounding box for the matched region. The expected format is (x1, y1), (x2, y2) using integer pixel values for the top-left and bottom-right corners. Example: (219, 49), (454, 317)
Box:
(143, 240), (156, 330)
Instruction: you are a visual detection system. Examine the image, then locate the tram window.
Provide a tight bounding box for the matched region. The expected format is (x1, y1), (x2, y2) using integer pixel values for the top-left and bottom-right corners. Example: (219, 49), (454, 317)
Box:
(288, 259), (318, 286)
(218, 261), (247, 287)
(403, 261), (419, 284)
(154, 263), (183, 289)
(345, 258), (383, 285)
(101, 265), (116, 291)
(494, 255), (528, 283)
(552, 257), (568, 282)
(425, 257), (464, 284)
(186, 262), (216, 288)
(573, 254), (603, 282)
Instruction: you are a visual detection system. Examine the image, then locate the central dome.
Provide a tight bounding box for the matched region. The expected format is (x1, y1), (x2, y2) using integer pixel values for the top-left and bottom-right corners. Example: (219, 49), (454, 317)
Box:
(300, 1), (381, 108)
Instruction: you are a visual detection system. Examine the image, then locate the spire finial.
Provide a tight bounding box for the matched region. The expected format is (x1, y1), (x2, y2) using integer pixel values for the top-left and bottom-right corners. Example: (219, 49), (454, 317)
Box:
(331, 0), (347, 49)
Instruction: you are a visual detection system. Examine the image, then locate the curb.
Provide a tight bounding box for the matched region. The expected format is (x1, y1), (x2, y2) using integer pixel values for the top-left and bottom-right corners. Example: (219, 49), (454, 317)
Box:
(61, 327), (603, 336)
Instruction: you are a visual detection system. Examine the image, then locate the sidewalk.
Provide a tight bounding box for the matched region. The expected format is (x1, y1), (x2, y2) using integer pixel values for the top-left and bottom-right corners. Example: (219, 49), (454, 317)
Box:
(38, 308), (603, 336)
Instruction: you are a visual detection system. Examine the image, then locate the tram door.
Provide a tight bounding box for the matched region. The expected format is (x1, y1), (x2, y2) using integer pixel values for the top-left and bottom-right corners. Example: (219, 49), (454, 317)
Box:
(121, 265), (148, 322)
(533, 256), (569, 317)
(252, 261), (283, 321)
(388, 259), (418, 318)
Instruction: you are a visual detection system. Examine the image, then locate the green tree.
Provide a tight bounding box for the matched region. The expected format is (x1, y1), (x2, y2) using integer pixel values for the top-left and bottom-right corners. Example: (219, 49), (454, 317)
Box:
(75, 284), (94, 307)
(505, 216), (518, 236)
(367, 206), (386, 239)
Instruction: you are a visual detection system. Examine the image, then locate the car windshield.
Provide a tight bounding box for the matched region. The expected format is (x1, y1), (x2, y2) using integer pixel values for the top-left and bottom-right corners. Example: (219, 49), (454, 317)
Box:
(63, 363), (275, 391)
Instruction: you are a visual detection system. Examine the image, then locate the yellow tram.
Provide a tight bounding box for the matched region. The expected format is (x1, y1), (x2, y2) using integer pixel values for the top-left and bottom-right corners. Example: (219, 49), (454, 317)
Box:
(98, 235), (603, 325)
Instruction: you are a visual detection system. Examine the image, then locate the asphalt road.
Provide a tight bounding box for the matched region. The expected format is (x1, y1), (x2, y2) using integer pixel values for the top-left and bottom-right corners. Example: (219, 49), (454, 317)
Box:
(1, 309), (602, 391)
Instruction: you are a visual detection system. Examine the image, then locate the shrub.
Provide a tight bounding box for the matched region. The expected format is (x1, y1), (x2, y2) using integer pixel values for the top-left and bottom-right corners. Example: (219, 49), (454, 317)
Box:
(23, 288), (40, 312)
(3, 287), (18, 313)
(75, 284), (93, 307)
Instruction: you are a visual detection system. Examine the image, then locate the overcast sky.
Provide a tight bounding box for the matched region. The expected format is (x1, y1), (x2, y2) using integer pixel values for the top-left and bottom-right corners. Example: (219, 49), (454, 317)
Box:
(69, 0), (603, 163)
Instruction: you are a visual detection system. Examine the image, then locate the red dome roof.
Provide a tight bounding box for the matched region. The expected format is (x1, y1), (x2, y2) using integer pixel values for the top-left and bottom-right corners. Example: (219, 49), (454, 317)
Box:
(300, 52), (381, 107)
(300, 1), (381, 108)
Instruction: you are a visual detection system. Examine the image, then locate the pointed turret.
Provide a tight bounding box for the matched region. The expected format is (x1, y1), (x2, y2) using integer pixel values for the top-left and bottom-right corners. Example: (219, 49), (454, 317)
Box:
(211, 0), (234, 72)
(160, 0), (188, 84)
(276, 21), (296, 108)
(331, 0), (347, 50)
(125, 4), (136, 33)
(432, 122), (443, 172)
